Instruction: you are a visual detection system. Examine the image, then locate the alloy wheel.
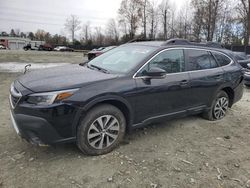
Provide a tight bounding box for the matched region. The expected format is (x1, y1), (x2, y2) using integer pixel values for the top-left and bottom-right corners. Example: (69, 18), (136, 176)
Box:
(213, 97), (229, 119)
(87, 115), (120, 149)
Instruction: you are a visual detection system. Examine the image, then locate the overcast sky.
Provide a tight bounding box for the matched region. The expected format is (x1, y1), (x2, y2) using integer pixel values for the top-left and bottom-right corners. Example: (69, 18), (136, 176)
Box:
(0, 0), (186, 37)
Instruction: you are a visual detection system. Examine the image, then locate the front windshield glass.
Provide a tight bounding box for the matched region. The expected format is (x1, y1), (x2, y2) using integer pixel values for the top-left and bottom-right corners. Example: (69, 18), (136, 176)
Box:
(88, 45), (157, 73)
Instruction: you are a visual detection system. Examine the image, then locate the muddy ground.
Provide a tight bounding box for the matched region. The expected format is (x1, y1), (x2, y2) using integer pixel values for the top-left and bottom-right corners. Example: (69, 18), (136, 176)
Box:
(0, 51), (250, 188)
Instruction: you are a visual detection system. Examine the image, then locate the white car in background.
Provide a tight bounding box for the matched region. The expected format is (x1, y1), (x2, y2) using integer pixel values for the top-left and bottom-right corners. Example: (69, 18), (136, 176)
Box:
(54, 46), (74, 52)
(0, 44), (7, 49)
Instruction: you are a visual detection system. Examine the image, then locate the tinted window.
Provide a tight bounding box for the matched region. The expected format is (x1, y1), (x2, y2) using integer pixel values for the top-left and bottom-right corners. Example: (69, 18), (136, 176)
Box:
(212, 52), (231, 66)
(147, 49), (185, 74)
(186, 49), (218, 71)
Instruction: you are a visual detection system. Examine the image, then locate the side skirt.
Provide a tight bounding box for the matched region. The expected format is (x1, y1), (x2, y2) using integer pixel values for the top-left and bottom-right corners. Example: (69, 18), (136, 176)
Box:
(130, 105), (207, 130)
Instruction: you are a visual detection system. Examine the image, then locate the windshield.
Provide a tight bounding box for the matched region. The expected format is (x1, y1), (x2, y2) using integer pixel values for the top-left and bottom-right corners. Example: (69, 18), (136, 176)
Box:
(88, 45), (157, 74)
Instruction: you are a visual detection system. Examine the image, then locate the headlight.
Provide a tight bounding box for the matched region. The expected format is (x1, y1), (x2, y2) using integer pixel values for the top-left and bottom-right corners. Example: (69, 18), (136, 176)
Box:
(26, 88), (79, 105)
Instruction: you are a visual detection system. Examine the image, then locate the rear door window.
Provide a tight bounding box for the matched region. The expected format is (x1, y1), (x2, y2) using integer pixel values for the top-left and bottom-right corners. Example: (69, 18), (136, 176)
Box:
(186, 49), (219, 71)
(212, 52), (232, 66)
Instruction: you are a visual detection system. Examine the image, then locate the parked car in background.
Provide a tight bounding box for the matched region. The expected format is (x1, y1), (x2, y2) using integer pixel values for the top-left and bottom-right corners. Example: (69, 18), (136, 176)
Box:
(38, 44), (53, 51)
(231, 51), (250, 86)
(232, 51), (250, 68)
(0, 44), (7, 49)
(23, 44), (39, 51)
(54, 46), (74, 52)
(244, 67), (250, 86)
(23, 44), (32, 51)
(87, 46), (116, 60)
(53, 46), (62, 51)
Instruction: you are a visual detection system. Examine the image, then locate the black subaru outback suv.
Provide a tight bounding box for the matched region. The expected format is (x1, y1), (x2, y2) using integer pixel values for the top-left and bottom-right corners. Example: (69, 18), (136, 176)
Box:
(9, 39), (244, 155)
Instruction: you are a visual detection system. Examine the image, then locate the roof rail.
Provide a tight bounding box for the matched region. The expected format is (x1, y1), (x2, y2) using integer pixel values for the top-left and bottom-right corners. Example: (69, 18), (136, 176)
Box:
(126, 37), (154, 43)
(162, 38), (224, 49)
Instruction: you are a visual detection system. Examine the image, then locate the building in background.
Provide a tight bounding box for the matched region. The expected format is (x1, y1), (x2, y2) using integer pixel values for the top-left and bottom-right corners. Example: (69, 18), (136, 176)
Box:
(0, 37), (45, 50)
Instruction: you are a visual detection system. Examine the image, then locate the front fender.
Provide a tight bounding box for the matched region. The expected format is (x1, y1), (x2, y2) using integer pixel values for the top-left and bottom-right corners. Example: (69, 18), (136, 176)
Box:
(71, 94), (134, 136)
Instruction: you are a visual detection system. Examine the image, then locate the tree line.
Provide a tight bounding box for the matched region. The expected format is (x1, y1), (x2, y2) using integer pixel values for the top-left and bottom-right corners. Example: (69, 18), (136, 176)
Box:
(0, 29), (68, 46)
(1, 0), (250, 47)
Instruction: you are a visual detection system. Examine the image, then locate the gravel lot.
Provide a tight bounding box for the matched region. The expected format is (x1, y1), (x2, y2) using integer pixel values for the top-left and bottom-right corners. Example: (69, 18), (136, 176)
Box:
(0, 50), (86, 64)
(0, 51), (250, 188)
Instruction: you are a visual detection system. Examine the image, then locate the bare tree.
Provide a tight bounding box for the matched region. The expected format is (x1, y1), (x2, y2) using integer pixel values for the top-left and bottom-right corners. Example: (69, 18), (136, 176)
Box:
(118, 0), (143, 39)
(214, 1), (232, 43)
(15, 29), (20, 37)
(192, 0), (205, 41)
(105, 19), (119, 44)
(82, 22), (91, 44)
(141, 0), (149, 38)
(10, 29), (16, 37)
(64, 15), (81, 43)
(119, 18), (131, 42)
(20, 32), (26, 38)
(35, 29), (47, 41)
(147, 0), (158, 39)
(182, 1), (192, 39)
(170, 6), (176, 38)
(237, 0), (250, 45)
(93, 27), (104, 46)
(205, 0), (222, 41)
(28, 32), (35, 40)
(172, 1), (193, 40)
(119, 18), (128, 36)
(158, 0), (170, 39)
(191, 0), (223, 41)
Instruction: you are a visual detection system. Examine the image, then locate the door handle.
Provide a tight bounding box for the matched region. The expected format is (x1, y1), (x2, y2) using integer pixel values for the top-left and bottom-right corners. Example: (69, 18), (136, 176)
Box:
(180, 80), (189, 85)
(214, 74), (223, 80)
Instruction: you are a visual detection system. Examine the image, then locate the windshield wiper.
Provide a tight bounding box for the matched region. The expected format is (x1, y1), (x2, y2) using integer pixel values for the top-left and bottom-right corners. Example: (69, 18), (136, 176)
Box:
(88, 64), (110, 74)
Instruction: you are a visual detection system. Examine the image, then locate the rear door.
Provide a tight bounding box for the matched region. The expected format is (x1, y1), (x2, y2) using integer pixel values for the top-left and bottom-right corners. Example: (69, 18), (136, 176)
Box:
(185, 49), (224, 108)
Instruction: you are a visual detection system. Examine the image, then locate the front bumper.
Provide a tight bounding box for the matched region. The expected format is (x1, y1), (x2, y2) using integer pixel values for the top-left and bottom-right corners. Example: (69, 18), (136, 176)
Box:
(9, 82), (78, 145)
(9, 110), (73, 145)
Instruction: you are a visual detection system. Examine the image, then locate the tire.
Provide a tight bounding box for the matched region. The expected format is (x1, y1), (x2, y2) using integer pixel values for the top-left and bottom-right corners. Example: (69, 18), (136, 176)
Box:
(202, 91), (229, 121)
(77, 104), (126, 155)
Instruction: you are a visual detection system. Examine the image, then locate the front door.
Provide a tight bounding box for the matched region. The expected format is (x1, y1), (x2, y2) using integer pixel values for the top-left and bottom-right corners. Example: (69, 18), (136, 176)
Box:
(134, 49), (191, 124)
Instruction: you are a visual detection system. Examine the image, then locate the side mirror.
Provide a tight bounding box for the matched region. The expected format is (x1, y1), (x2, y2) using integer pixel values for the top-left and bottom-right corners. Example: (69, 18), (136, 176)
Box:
(144, 67), (166, 78)
(247, 63), (250, 69)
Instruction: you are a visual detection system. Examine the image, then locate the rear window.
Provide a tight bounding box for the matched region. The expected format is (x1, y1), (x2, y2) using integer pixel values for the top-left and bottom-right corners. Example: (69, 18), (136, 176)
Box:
(212, 52), (231, 66)
(186, 49), (219, 71)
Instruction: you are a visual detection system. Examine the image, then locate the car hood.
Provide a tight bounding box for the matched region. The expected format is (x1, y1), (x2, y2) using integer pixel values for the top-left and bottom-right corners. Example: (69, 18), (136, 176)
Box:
(17, 64), (118, 92)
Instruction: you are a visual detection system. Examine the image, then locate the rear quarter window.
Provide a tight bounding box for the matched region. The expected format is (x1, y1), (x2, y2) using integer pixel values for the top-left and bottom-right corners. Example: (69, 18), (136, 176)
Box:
(212, 52), (232, 66)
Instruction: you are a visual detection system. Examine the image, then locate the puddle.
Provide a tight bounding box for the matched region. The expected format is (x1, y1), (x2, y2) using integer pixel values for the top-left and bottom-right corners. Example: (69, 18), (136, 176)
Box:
(0, 62), (70, 72)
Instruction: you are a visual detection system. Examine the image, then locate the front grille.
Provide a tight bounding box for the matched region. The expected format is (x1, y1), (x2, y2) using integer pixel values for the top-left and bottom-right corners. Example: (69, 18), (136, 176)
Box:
(10, 83), (22, 108)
